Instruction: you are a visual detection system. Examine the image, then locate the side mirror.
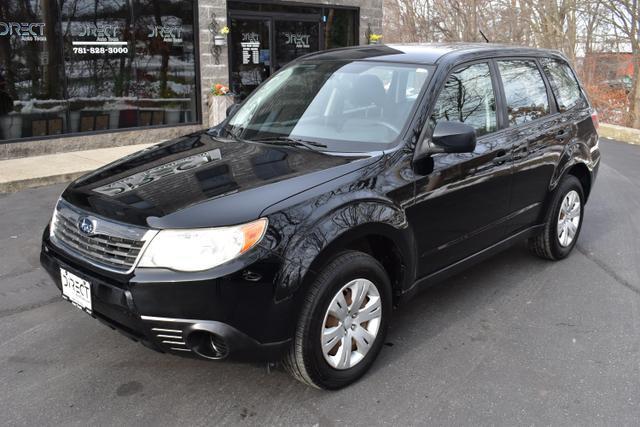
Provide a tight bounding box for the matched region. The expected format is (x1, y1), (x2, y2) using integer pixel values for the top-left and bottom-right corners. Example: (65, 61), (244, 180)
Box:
(226, 103), (240, 117)
(415, 121), (477, 163)
(431, 121), (477, 153)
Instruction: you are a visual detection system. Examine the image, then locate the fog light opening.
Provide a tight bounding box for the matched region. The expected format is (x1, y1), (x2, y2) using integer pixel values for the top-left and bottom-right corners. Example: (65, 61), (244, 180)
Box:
(187, 330), (229, 360)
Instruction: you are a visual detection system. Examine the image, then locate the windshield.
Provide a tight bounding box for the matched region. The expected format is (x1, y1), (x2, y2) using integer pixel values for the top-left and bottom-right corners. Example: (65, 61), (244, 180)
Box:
(224, 61), (432, 152)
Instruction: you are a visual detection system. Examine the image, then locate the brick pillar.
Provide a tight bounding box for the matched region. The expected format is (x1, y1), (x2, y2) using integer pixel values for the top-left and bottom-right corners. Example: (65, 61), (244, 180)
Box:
(198, 0), (229, 127)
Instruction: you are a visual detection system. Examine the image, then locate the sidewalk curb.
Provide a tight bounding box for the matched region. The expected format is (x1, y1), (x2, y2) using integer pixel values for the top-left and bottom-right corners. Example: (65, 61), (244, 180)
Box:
(0, 171), (87, 194)
(600, 123), (640, 146)
(0, 143), (152, 194)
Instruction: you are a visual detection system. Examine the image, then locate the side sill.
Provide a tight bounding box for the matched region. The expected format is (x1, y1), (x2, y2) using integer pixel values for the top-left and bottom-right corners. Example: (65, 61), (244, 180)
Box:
(399, 224), (545, 302)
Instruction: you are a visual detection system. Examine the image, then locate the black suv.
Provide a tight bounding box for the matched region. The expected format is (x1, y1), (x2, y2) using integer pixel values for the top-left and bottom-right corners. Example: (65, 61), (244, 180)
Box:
(41, 44), (600, 389)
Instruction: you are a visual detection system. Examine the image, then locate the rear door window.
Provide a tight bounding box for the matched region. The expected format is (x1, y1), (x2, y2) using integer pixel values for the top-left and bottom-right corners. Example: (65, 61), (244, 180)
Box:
(540, 58), (586, 112)
(430, 62), (497, 137)
(497, 60), (550, 126)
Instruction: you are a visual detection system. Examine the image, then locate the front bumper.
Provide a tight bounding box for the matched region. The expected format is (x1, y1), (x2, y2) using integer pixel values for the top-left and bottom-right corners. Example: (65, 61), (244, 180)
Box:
(40, 233), (292, 362)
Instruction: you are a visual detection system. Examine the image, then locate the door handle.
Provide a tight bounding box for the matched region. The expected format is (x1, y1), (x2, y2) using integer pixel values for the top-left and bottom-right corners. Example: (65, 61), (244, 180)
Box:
(555, 128), (569, 142)
(511, 144), (529, 161)
(493, 149), (508, 165)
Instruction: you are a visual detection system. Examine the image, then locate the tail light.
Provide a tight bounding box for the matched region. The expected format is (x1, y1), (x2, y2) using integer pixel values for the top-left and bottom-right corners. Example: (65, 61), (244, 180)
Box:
(591, 110), (599, 130)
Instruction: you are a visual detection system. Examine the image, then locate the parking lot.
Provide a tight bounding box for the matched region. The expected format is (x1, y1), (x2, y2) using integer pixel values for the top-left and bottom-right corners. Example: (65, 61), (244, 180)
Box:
(0, 138), (639, 425)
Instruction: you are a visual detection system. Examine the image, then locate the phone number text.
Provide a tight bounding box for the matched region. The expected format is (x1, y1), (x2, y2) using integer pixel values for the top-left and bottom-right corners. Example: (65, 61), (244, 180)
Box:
(72, 47), (129, 54)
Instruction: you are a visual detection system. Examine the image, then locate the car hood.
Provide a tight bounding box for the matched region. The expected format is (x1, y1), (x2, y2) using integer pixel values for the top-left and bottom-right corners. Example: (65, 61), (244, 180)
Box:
(61, 131), (380, 228)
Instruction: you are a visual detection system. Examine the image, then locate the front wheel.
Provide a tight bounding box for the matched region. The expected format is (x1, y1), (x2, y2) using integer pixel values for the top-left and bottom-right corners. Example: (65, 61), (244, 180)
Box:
(283, 251), (392, 389)
(528, 175), (584, 260)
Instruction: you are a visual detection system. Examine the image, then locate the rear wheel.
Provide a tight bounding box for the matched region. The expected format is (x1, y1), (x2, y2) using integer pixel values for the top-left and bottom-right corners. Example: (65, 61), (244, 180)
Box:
(528, 175), (584, 260)
(283, 251), (392, 389)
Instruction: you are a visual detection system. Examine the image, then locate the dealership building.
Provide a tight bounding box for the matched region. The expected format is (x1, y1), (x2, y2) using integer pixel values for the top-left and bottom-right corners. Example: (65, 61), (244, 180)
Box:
(0, 0), (382, 159)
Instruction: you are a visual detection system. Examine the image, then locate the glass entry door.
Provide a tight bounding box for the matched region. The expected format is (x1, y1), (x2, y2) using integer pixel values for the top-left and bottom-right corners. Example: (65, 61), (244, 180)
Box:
(229, 13), (322, 99)
(229, 16), (272, 99)
(274, 20), (320, 71)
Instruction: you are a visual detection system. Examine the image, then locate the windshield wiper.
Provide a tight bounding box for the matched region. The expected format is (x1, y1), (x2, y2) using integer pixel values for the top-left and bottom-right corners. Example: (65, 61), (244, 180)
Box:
(222, 124), (244, 140)
(248, 136), (327, 151)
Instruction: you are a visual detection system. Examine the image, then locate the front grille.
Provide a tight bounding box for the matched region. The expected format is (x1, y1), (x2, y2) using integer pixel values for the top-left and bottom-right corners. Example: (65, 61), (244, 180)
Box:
(50, 199), (152, 273)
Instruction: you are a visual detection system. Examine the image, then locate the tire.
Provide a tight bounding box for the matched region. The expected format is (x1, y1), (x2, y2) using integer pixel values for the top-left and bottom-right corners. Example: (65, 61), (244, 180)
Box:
(283, 250), (392, 390)
(528, 175), (584, 260)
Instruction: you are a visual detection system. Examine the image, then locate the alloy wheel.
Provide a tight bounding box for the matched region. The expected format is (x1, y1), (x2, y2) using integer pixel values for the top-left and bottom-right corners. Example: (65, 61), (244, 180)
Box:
(557, 189), (581, 247)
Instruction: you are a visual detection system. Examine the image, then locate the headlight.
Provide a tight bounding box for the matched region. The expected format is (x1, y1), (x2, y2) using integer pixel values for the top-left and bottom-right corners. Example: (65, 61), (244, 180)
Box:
(138, 218), (268, 272)
(49, 200), (60, 239)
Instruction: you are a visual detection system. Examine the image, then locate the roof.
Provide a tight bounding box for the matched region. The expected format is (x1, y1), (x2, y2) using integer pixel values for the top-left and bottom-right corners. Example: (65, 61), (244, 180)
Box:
(301, 43), (566, 66)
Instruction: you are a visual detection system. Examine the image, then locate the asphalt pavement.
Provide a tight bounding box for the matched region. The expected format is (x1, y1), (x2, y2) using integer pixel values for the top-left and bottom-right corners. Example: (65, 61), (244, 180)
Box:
(0, 138), (639, 425)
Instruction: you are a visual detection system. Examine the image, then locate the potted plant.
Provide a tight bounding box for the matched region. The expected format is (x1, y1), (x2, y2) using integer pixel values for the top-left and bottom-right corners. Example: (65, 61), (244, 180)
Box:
(214, 26), (229, 46)
(208, 83), (234, 127)
(369, 33), (383, 45)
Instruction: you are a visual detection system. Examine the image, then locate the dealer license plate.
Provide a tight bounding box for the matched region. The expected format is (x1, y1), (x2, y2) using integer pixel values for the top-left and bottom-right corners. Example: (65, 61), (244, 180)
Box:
(60, 268), (92, 313)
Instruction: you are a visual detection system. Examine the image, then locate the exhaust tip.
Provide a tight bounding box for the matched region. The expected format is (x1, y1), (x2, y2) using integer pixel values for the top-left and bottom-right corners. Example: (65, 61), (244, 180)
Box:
(187, 330), (229, 359)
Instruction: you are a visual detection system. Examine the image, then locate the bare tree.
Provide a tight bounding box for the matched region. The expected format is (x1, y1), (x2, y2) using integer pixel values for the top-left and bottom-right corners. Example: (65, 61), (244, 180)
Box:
(600, 0), (640, 127)
(383, 0), (639, 127)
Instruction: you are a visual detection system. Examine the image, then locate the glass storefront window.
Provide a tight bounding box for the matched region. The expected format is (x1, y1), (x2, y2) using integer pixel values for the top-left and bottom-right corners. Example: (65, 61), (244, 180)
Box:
(61, 0), (135, 133)
(275, 20), (320, 71)
(0, 0), (66, 140)
(0, 0), (199, 143)
(323, 8), (357, 49)
(133, 0), (198, 126)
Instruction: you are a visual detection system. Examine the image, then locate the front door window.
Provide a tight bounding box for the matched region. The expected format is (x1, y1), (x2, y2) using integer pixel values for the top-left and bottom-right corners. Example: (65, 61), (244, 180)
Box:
(430, 62), (498, 137)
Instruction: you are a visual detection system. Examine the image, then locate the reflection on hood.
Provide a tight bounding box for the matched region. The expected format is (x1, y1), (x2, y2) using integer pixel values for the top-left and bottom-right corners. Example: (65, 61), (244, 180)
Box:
(93, 149), (222, 196)
(61, 130), (361, 227)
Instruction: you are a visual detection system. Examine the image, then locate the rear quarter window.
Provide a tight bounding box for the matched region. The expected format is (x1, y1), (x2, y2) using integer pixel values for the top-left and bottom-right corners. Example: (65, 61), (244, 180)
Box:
(541, 58), (586, 112)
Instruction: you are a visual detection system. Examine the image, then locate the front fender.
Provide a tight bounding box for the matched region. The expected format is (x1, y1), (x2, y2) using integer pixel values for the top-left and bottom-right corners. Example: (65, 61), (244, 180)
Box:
(268, 199), (416, 301)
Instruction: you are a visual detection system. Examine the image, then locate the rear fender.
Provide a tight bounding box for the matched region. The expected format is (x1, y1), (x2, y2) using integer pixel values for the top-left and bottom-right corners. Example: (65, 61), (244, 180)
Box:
(541, 138), (596, 223)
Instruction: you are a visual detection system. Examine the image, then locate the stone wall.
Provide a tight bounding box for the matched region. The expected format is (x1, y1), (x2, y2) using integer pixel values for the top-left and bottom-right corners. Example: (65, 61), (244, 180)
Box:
(2, 0), (383, 159)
